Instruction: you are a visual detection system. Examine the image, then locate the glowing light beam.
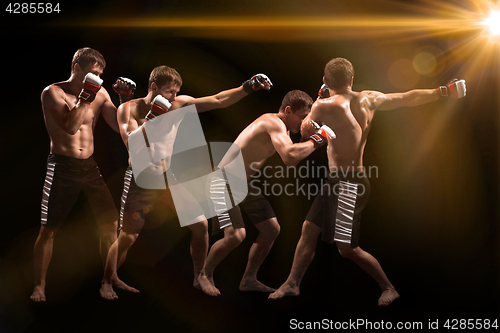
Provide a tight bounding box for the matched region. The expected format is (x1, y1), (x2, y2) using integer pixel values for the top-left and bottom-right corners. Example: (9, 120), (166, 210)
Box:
(483, 10), (500, 35)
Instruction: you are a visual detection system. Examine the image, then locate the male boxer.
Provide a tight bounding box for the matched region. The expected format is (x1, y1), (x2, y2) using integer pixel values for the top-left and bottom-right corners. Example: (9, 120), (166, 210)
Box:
(269, 57), (466, 306)
(99, 65), (273, 299)
(31, 47), (135, 302)
(200, 90), (335, 295)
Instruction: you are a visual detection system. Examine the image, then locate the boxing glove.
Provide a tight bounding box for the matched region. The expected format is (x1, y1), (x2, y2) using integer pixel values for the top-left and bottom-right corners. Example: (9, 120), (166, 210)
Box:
(242, 73), (273, 93)
(309, 122), (336, 148)
(78, 73), (103, 104)
(436, 79), (466, 98)
(318, 84), (330, 99)
(113, 77), (136, 97)
(145, 95), (172, 121)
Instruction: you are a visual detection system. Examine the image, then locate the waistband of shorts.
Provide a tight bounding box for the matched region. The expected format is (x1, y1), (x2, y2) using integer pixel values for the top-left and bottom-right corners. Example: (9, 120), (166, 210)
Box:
(327, 171), (368, 182)
(48, 153), (96, 164)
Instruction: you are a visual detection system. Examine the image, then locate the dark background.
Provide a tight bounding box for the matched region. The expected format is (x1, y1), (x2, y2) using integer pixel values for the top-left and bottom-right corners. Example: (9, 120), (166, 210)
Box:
(1, 1), (499, 332)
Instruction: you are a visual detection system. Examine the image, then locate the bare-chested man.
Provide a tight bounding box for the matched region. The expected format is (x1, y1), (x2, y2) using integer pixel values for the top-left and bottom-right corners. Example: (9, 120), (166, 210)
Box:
(31, 47), (135, 302)
(200, 90), (335, 295)
(269, 57), (466, 306)
(99, 66), (273, 299)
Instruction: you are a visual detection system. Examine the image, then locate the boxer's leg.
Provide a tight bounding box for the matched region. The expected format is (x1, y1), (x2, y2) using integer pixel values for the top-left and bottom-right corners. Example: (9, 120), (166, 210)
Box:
(268, 221), (321, 300)
(336, 243), (399, 306)
(201, 226), (246, 296)
(100, 231), (140, 300)
(239, 217), (280, 292)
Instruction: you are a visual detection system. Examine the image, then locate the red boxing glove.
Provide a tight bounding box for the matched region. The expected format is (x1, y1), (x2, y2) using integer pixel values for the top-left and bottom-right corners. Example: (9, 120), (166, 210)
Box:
(113, 77), (136, 97)
(317, 84), (330, 99)
(436, 79), (466, 99)
(309, 123), (336, 148)
(78, 73), (103, 104)
(145, 95), (172, 121)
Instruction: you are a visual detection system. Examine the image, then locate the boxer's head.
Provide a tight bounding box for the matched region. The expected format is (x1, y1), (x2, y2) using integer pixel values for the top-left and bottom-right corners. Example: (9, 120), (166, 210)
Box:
(279, 90), (313, 133)
(324, 57), (354, 90)
(149, 66), (182, 91)
(71, 47), (106, 75)
(148, 66), (183, 102)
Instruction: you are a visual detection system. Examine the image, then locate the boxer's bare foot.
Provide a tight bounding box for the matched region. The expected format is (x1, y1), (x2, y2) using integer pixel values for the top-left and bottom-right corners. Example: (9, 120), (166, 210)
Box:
(195, 274), (220, 296)
(30, 285), (46, 302)
(239, 278), (276, 292)
(378, 288), (399, 306)
(100, 282), (118, 300)
(268, 282), (299, 300)
(113, 278), (139, 293)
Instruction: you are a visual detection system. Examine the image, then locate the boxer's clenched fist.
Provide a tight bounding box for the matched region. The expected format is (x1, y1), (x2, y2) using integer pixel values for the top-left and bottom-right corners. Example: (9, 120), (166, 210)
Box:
(79, 73), (103, 104)
(145, 95), (172, 121)
(309, 122), (336, 148)
(242, 73), (273, 93)
(318, 84), (330, 99)
(113, 77), (136, 97)
(436, 79), (466, 98)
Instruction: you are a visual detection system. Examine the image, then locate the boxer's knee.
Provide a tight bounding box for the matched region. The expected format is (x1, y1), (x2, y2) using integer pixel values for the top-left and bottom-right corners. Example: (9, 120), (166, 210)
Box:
(225, 227), (246, 248)
(336, 242), (357, 259)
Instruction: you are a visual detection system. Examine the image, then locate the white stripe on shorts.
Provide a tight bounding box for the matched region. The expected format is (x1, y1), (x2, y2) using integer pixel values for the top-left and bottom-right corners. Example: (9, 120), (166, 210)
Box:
(118, 168), (133, 230)
(210, 172), (232, 229)
(334, 181), (358, 244)
(40, 162), (56, 224)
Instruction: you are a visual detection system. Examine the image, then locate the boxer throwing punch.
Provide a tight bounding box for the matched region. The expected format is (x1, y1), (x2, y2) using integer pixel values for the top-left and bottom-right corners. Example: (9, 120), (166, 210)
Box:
(31, 47), (136, 302)
(269, 57), (466, 306)
(99, 66), (273, 300)
(201, 90), (335, 295)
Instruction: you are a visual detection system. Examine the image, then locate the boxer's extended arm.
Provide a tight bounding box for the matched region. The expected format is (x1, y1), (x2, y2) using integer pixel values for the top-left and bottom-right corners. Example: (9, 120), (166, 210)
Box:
(366, 89), (439, 111)
(42, 85), (91, 135)
(177, 73), (272, 113)
(366, 80), (466, 111)
(177, 86), (248, 113)
(100, 88), (120, 133)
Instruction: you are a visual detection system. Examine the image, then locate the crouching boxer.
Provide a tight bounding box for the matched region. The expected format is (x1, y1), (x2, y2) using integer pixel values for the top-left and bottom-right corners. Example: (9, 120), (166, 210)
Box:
(200, 90), (335, 295)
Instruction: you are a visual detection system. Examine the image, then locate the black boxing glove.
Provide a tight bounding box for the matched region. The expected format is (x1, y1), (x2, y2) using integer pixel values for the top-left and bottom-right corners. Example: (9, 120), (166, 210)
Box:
(242, 73), (273, 93)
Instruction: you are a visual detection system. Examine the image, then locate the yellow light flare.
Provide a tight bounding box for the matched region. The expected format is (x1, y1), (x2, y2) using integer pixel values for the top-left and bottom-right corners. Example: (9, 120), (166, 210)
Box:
(483, 10), (500, 35)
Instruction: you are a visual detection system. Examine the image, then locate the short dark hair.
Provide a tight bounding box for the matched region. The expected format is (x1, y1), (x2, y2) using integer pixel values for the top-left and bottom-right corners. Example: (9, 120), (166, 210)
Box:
(71, 47), (106, 73)
(324, 57), (354, 89)
(148, 65), (183, 91)
(279, 90), (313, 113)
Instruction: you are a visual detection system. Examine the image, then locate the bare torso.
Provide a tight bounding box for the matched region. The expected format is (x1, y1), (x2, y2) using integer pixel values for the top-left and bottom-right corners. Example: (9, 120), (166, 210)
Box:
(309, 91), (376, 172)
(232, 113), (285, 177)
(42, 81), (112, 159)
(118, 94), (196, 165)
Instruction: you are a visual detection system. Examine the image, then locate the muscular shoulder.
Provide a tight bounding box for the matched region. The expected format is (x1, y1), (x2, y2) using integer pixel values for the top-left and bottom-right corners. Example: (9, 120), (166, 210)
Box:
(42, 83), (65, 100)
(359, 90), (384, 110)
(118, 98), (143, 120)
(312, 96), (348, 115)
(171, 95), (194, 110)
(41, 83), (70, 111)
(257, 113), (286, 133)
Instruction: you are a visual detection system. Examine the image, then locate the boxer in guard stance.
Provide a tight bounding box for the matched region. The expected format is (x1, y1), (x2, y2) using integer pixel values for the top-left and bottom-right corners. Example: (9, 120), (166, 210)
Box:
(31, 47), (136, 302)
